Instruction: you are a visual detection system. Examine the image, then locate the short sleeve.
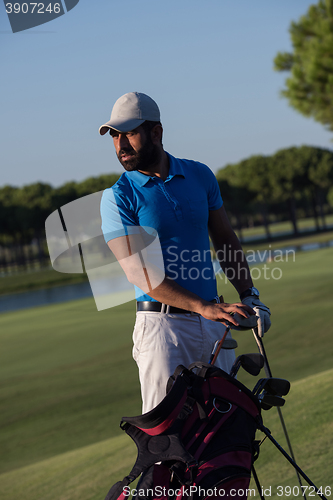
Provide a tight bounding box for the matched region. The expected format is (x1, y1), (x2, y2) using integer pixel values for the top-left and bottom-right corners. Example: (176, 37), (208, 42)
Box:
(199, 163), (223, 211)
(100, 186), (138, 243)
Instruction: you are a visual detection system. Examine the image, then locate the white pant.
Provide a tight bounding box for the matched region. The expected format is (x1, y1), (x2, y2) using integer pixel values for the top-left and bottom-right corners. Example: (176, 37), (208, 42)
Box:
(132, 312), (236, 413)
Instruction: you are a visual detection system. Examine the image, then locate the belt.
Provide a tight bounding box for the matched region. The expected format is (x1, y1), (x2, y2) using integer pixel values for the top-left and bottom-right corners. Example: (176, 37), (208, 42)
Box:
(136, 298), (219, 314)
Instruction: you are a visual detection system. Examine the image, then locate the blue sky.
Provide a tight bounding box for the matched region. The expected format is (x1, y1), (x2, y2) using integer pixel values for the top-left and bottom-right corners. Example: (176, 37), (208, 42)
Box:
(1, 0), (332, 188)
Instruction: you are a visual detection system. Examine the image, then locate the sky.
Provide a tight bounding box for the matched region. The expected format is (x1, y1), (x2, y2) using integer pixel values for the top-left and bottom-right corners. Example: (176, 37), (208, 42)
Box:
(1, 0), (332, 188)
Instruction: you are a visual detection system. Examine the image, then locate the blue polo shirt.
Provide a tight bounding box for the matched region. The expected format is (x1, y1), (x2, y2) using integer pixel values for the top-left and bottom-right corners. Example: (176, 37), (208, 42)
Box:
(100, 152), (223, 302)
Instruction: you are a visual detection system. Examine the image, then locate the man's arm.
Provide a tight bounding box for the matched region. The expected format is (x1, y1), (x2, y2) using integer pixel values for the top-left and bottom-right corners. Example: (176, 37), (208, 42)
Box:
(106, 233), (255, 326)
(208, 205), (253, 295)
(208, 205), (271, 336)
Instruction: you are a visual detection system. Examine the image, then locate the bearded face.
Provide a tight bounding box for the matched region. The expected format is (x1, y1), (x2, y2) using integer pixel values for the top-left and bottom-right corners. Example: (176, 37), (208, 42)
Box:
(114, 127), (161, 172)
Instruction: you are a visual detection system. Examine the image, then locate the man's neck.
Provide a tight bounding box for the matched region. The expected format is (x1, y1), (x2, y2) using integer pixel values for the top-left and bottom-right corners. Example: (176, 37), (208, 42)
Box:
(138, 150), (169, 181)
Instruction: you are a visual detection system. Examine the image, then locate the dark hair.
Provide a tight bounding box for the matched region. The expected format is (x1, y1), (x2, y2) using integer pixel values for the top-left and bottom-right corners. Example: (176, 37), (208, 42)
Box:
(141, 120), (162, 132)
(109, 120), (162, 135)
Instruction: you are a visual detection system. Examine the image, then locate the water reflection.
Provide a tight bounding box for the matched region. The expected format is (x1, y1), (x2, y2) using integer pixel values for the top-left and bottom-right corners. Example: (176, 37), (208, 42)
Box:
(0, 282), (93, 313)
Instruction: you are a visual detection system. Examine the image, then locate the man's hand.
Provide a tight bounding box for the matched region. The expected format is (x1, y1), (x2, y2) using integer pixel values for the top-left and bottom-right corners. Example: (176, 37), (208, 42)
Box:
(241, 297), (271, 337)
(199, 301), (256, 327)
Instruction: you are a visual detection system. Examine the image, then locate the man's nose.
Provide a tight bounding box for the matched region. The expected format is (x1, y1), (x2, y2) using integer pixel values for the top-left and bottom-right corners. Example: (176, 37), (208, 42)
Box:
(118, 133), (130, 150)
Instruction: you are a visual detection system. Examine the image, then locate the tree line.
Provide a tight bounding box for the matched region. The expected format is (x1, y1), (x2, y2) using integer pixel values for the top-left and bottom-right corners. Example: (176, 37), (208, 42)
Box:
(0, 145), (333, 272)
(216, 145), (333, 241)
(0, 173), (120, 272)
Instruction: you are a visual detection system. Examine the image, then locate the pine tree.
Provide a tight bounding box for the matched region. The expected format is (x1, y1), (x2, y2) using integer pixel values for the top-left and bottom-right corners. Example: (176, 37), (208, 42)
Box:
(274, 0), (333, 131)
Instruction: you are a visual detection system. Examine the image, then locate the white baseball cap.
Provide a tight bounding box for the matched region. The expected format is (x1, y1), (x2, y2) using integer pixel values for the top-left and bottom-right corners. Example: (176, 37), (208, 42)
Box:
(99, 92), (160, 135)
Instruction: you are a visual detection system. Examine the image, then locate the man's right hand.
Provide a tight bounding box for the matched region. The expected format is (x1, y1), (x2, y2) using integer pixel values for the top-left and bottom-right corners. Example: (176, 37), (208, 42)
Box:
(199, 301), (256, 327)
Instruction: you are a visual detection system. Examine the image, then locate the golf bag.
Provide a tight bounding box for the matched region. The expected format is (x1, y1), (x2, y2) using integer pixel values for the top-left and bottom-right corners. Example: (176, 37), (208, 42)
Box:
(104, 362), (262, 500)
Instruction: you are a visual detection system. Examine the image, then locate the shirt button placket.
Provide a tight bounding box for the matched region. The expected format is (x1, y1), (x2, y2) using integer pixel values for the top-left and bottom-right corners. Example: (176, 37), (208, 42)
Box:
(160, 182), (183, 221)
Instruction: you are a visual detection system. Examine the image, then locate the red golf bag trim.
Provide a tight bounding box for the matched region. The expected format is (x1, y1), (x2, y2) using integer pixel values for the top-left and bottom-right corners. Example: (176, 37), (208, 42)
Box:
(104, 363), (261, 500)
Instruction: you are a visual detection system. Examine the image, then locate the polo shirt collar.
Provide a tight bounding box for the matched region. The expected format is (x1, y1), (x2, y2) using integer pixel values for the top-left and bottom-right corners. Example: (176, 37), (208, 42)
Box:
(166, 152), (186, 181)
(126, 152), (186, 187)
(126, 170), (150, 187)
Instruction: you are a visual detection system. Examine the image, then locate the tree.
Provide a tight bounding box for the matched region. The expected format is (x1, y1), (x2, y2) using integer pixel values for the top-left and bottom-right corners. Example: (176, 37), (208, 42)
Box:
(217, 147), (333, 239)
(76, 174), (120, 198)
(16, 183), (54, 263)
(296, 146), (333, 228)
(0, 174), (121, 271)
(216, 164), (256, 241)
(0, 186), (23, 267)
(274, 0), (333, 131)
(218, 156), (278, 240)
(234, 156), (274, 240)
(328, 185), (333, 207)
(269, 147), (311, 235)
(50, 181), (79, 211)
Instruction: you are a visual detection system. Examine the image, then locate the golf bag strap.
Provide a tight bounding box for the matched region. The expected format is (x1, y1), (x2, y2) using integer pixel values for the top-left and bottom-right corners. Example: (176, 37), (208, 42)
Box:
(122, 369), (192, 434)
(166, 365), (190, 394)
(166, 365), (207, 420)
(104, 476), (133, 500)
(188, 361), (223, 380)
(119, 422), (198, 483)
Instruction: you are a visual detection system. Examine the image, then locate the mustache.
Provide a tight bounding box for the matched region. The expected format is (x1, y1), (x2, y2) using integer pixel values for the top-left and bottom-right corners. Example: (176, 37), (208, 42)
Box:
(118, 148), (136, 156)
(117, 148), (139, 164)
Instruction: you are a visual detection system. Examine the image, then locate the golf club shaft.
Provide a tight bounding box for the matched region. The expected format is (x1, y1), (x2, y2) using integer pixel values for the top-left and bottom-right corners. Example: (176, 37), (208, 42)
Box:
(209, 325), (230, 365)
(252, 327), (306, 498)
(229, 360), (241, 378)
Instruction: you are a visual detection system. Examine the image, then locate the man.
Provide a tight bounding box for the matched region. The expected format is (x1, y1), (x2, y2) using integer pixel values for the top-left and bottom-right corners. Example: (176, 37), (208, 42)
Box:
(99, 92), (271, 413)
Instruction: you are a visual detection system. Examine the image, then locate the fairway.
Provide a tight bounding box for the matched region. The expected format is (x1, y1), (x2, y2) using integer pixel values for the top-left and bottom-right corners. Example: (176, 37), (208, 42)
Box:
(0, 247), (332, 499)
(1, 368), (332, 500)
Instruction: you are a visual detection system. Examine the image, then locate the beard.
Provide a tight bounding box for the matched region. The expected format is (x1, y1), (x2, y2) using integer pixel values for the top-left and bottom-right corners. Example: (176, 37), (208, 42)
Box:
(117, 137), (161, 172)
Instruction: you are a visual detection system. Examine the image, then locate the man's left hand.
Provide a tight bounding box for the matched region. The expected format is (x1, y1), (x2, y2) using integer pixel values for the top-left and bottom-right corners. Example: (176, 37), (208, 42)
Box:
(241, 297), (271, 337)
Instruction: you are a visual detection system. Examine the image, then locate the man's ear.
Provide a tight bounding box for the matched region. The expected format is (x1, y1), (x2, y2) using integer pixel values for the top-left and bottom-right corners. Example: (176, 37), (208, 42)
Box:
(151, 124), (163, 145)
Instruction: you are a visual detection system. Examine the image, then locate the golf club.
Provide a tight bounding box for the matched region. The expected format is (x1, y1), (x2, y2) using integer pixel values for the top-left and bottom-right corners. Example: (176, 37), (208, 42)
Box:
(208, 325), (231, 365)
(228, 311), (258, 331)
(252, 377), (290, 397)
(258, 393), (286, 410)
(229, 352), (264, 378)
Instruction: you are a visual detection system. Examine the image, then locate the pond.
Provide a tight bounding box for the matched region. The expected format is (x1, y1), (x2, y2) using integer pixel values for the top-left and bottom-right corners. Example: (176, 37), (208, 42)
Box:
(0, 281), (93, 314)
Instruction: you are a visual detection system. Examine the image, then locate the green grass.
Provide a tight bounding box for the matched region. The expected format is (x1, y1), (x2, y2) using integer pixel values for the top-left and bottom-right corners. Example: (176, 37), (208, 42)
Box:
(217, 247), (333, 383)
(0, 434), (136, 500)
(235, 213), (333, 239)
(0, 371), (331, 500)
(242, 229), (333, 252)
(0, 300), (141, 473)
(0, 248), (332, 499)
(248, 369), (333, 498)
